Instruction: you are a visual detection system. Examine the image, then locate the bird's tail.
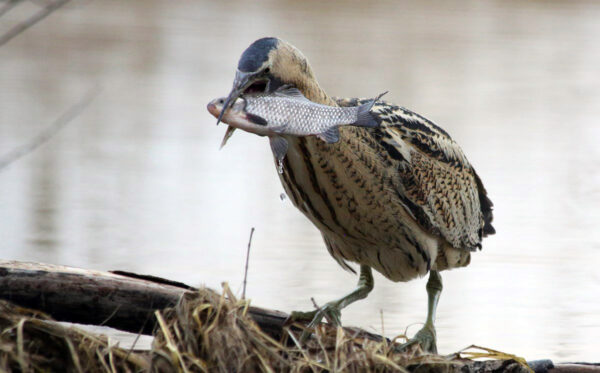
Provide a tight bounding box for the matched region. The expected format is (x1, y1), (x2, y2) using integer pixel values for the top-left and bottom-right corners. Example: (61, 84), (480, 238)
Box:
(354, 91), (388, 128)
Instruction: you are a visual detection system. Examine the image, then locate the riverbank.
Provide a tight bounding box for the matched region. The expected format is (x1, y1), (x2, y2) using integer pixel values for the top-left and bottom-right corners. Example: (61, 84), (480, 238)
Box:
(1, 261), (598, 372)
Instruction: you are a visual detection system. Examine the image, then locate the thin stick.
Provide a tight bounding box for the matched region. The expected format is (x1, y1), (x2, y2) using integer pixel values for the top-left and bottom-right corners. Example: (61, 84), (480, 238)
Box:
(242, 227), (255, 299)
(124, 305), (152, 361)
(0, 85), (101, 172)
(0, 0), (22, 19)
(0, 0), (70, 48)
(310, 297), (321, 311)
(380, 309), (385, 337)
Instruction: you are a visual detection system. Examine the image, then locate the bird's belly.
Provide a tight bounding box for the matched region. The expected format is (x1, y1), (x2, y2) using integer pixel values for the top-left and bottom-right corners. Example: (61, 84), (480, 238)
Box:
(277, 135), (441, 282)
(326, 228), (439, 282)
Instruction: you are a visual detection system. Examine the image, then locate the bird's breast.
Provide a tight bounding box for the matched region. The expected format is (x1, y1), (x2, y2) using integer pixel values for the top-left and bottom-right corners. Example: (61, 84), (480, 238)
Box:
(276, 128), (441, 281)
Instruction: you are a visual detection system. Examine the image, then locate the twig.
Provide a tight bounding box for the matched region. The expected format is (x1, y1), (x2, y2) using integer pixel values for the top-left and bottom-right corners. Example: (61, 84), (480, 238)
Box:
(310, 297), (320, 311)
(0, 0), (70, 48)
(242, 227), (255, 299)
(0, 0), (21, 18)
(99, 304), (121, 327)
(380, 309), (385, 337)
(0, 85), (101, 172)
(124, 304), (153, 361)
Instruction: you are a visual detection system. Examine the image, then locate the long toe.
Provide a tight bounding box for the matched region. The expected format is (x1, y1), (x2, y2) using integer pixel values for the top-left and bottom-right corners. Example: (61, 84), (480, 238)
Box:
(396, 324), (437, 354)
(286, 301), (343, 327)
(292, 302), (343, 344)
(285, 309), (319, 325)
(307, 301), (342, 328)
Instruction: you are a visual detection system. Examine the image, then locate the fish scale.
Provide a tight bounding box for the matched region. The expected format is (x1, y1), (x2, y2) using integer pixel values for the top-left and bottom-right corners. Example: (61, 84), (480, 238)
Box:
(242, 89), (373, 136)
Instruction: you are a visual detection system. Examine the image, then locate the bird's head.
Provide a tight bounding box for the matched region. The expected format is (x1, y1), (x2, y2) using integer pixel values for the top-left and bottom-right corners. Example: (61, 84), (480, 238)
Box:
(216, 37), (335, 126)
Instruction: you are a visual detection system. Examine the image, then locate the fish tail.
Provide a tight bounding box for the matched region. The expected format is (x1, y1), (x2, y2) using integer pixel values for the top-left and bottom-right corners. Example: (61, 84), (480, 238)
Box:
(354, 91), (388, 128)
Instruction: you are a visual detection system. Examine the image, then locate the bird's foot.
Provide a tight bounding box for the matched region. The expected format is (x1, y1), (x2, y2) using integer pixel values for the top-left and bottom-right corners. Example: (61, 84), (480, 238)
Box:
(396, 323), (437, 354)
(286, 301), (343, 343)
(287, 300), (342, 326)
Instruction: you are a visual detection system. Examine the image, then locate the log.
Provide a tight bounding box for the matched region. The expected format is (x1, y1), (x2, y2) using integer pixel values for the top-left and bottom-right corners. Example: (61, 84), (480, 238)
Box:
(550, 364), (600, 373)
(0, 260), (289, 338)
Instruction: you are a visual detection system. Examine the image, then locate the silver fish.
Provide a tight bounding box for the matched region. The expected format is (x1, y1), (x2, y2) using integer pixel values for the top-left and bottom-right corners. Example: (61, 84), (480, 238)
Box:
(207, 86), (386, 170)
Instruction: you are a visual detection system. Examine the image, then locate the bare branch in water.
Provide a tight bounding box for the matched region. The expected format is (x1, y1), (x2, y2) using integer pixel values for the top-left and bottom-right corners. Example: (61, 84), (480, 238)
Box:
(242, 227), (255, 299)
(0, 86), (101, 172)
(0, 0), (22, 19)
(0, 0), (70, 48)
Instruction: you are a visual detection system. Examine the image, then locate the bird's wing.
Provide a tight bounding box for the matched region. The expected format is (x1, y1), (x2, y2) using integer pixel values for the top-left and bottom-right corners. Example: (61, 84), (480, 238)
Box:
(336, 97), (495, 250)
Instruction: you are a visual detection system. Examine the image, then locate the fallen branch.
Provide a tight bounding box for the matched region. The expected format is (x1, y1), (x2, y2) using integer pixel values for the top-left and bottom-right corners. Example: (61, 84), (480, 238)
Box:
(0, 0), (70, 48)
(0, 260), (303, 340)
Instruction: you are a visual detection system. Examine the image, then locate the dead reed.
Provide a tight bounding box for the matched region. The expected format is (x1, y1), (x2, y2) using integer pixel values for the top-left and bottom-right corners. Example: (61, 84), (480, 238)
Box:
(0, 285), (531, 372)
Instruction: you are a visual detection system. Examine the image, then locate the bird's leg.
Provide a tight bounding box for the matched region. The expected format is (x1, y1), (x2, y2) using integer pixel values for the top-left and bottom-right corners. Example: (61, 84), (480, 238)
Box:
(397, 270), (443, 354)
(288, 265), (374, 335)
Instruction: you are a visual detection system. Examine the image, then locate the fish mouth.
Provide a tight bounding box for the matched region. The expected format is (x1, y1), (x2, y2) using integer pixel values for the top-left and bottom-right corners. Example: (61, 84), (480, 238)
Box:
(207, 95), (267, 148)
(207, 99), (235, 149)
(206, 99), (224, 118)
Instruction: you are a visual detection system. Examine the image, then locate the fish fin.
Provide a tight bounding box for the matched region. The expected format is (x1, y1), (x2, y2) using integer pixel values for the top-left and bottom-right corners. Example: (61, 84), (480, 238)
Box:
(269, 136), (289, 161)
(220, 126), (236, 149)
(317, 127), (340, 144)
(246, 113), (268, 126)
(270, 123), (288, 134)
(274, 85), (311, 102)
(354, 91), (388, 128)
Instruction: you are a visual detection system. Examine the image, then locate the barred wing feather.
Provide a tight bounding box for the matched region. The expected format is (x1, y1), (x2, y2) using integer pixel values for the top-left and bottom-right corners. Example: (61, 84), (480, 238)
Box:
(336, 97), (495, 251)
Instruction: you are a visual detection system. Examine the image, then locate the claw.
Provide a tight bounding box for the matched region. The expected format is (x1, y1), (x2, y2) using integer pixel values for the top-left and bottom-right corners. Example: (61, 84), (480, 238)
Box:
(286, 301), (344, 343)
(302, 302), (343, 343)
(309, 302), (342, 327)
(395, 324), (438, 354)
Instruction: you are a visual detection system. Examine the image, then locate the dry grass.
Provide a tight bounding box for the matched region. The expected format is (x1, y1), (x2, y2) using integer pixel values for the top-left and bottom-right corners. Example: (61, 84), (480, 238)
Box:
(0, 300), (148, 372)
(150, 284), (531, 373)
(0, 285), (532, 372)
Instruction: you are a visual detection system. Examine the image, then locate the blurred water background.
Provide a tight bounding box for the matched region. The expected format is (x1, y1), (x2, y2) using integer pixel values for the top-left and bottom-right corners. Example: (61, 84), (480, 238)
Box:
(1, 0), (599, 361)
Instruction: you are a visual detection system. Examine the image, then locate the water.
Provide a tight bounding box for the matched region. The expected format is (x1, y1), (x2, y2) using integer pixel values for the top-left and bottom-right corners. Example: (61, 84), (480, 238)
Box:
(1, 0), (600, 361)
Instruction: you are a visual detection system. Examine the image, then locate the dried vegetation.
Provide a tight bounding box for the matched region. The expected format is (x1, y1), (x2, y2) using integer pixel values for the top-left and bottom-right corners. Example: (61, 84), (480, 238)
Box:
(0, 285), (531, 372)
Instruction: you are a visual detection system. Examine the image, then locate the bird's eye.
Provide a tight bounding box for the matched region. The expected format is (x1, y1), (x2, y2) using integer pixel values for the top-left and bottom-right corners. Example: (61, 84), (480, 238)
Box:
(264, 67), (270, 74)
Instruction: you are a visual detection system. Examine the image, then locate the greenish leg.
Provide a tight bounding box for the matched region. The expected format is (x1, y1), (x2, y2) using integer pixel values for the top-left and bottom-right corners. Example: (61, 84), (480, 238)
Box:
(289, 265), (374, 340)
(398, 270), (443, 354)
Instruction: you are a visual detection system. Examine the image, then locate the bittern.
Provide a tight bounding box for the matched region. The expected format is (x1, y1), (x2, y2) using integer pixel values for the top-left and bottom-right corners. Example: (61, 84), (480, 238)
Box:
(216, 37), (495, 353)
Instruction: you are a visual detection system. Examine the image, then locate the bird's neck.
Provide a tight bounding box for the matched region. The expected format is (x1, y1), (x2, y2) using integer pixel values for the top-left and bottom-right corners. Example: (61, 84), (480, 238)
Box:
(297, 79), (338, 107)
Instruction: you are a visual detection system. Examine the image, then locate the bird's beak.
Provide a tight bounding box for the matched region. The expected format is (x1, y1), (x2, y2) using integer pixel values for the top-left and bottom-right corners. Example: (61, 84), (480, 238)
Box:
(216, 70), (258, 126)
(217, 70), (262, 148)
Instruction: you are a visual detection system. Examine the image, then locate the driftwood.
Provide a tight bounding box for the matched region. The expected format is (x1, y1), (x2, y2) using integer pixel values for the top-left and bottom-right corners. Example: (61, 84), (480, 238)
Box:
(0, 260), (598, 372)
(0, 260), (291, 340)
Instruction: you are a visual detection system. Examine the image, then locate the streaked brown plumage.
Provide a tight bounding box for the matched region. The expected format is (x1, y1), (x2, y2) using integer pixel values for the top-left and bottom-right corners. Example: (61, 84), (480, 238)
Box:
(268, 52), (494, 282)
(217, 37), (495, 352)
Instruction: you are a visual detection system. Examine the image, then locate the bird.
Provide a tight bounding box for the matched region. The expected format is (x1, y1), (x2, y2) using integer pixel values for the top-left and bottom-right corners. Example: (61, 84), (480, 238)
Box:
(217, 37), (495, 353)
